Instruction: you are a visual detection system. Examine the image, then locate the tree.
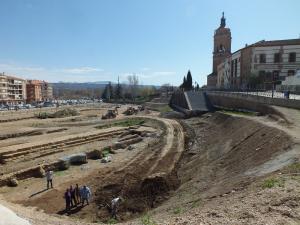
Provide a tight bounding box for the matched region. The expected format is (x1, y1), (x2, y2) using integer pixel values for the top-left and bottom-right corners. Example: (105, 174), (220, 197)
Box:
(179, 70), (193, 91)
(101, 82), (113, 101)
(180, 76), (187, 90)
(186, 70), (193, 91)
(115, 76), (123, 100)
(127, 74), (139, 101)
(246, 73), (264, 90)
(160, 83), (171, 97)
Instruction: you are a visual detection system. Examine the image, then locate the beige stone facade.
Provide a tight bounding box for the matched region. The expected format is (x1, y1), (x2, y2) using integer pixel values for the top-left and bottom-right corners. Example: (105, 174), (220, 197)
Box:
(0, 73), (26, 104)
(209, 16), (300, 90)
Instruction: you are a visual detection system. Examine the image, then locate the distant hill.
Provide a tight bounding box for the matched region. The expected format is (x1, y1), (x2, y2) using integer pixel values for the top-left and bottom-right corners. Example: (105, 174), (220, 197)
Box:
(51, 81), (111, 90)
(51, 82), (160, 90)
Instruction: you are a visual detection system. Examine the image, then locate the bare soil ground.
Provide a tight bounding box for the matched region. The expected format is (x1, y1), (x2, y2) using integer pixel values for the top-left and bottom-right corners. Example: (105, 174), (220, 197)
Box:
(1, 105), (300, 225)
(0, 103), (185, 224)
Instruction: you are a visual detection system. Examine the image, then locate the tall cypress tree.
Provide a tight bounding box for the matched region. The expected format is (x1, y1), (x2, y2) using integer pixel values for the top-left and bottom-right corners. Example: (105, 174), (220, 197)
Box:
(115, 76), (122, 99)
(186, 70), (193, 90)
(183, 76), (187, 90)
(102, 82), (113, 101)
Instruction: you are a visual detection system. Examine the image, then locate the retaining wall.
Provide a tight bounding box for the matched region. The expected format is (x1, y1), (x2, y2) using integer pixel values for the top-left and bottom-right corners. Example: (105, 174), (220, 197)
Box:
(207, 91), (300, 110)
(206, 92), (287, 120)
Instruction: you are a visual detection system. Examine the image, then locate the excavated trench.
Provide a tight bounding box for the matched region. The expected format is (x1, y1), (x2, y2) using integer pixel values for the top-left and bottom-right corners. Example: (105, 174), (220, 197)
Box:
(2, 112), (295, 225)
(12, 117), (185, 223)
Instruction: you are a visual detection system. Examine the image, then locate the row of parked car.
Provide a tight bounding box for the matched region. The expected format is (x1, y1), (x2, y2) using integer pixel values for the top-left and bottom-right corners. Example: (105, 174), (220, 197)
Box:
(0, 99), (103, 111)
(0, 102), (52, 111)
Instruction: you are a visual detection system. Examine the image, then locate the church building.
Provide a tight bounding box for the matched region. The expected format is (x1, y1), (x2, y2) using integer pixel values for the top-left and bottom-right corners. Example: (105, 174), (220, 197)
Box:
(207, 13), (232, 88)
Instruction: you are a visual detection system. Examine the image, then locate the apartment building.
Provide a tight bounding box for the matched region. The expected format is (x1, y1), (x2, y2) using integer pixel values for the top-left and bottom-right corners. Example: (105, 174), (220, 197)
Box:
(0, 73), (26, 104)
(26, 80), (42, 103)
(26, 80), (53, 103)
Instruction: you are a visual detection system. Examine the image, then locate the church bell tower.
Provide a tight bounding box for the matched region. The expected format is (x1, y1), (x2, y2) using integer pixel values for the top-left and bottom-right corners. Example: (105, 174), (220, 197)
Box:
(212, 12), (232, 74)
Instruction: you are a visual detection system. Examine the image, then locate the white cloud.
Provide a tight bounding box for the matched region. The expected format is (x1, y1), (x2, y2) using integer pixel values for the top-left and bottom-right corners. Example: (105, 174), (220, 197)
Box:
(118, 71), (176, 84)
(152, 71), (176, 76)
(0, 63), (45, 73)
(140, 67), (151, 71)
(0, 62), (178, 85)
(59, 67), (103, 74)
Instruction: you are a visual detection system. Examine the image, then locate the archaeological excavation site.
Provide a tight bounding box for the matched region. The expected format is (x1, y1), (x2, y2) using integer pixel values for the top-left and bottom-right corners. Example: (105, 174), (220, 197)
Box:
(1, 94), (300, 225)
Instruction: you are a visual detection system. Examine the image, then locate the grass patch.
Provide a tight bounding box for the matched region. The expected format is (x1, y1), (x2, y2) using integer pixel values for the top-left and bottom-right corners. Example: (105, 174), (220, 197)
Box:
(285, 162), (300, 174)
(54, 171), (66, 176)
(31, 122), (44, 127)
(141, 214), (157, 225)
(96, 118), (145, 129)
(262, 177), (284, 189)
(172, 206), (182, 214)
(191, 199), (201, 208)
(102, 147), (111, 157)
(157, 105), (173, 113)
(106, 218), (118, 224)
(220, 110), (257, 117)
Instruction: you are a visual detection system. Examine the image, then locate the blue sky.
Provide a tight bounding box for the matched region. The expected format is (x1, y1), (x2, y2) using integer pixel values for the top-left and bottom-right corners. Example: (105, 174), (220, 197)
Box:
(0, 0), (299, 86)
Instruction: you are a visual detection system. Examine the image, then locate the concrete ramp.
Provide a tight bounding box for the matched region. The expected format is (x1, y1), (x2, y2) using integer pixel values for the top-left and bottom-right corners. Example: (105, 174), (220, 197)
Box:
(184, 91), (212, 112)
(170, 91), (212, 115)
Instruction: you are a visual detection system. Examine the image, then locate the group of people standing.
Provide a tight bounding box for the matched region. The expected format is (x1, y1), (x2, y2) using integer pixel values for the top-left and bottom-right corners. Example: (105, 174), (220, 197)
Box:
(45, 170), (92, 213)
(45, 170), (121, 218)
(64, 184), (92, 212)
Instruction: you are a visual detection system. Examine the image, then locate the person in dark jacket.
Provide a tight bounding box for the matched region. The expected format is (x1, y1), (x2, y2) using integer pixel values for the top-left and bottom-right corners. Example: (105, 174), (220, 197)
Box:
(75, 184), (81, 204)
(70, 185), (77, 206)
(64, 188), (71, 212)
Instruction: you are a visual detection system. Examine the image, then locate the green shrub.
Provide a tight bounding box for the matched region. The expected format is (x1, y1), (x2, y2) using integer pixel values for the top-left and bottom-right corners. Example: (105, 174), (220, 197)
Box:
(102, 147), (111, 157)
(35, 112), (51, 119)
(35, 108), (79, 119)
(262, 178), (284, 189)
(52, 108), (79, 118)
(285, 163), (300, 174)
(191, 199), (201, 208)
(141, 214), (157, 225)
(158, 105), (173, 113)
(106, 218), (118, 224)
(173, 207), (182, 214)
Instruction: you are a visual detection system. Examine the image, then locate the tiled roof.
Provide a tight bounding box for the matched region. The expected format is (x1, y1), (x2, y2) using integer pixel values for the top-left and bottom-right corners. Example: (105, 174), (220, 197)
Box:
(252, 39), (300, 47)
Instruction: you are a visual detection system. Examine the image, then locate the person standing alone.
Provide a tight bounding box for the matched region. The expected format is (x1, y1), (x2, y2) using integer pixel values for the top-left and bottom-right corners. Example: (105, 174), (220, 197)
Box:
(46, 170), (53, 189)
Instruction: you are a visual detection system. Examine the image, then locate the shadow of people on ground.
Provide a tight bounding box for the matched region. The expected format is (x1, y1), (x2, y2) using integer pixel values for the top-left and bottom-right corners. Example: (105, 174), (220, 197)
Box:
(29, 188), (48, 198)
(57, 205), (84, 215)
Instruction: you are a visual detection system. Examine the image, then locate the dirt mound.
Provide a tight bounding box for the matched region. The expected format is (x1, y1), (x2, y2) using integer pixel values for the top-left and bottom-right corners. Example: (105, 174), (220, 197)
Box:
(35, 109), (79, 119)
(177, 112), (293, 199)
